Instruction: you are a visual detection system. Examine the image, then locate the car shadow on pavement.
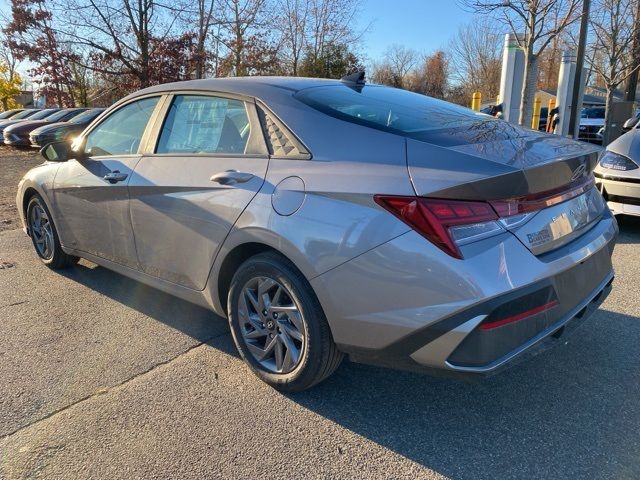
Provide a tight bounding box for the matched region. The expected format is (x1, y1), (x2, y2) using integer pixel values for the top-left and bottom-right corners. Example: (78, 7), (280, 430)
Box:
(58, 260), (639, 479)
(289, 309), (640, 479)
(59, 261), (231, 345)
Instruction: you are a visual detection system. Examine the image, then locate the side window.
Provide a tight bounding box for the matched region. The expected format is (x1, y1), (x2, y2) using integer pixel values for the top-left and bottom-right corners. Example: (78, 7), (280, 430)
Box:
(85, 97), (159, 156)
(156, 95), (250, 154)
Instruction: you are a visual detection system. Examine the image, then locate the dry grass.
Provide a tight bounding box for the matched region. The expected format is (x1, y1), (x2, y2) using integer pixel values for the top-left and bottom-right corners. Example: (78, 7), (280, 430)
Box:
(0, 146), (42, 232)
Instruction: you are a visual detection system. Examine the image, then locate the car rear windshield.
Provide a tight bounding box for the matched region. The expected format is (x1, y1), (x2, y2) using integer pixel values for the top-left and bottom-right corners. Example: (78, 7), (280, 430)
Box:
(295, 85), (489, 137)
(11, 109), (40, 120)
(69, 109), (104, 124)
(0, 110), (20, 119)
(29, 109), (60, 120)
(45, 109), (80, 122)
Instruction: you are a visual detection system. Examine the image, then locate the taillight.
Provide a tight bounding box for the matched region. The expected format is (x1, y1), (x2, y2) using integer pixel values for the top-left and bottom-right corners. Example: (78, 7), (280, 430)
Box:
(374, 175), (595, 259)
(374, 196), (502, 259)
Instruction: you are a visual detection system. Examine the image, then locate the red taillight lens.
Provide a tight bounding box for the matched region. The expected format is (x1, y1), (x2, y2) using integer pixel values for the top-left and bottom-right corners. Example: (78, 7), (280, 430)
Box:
(374, 195), (498, 258)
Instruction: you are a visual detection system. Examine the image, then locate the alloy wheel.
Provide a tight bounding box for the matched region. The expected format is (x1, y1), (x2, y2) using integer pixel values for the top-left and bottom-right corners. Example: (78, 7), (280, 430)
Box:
(29, 203), (54, 259)
(238, 276), (306, 374)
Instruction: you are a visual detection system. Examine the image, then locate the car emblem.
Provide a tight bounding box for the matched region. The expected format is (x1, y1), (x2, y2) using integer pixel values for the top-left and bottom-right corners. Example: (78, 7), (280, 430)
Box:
(571, 163), (587, 181)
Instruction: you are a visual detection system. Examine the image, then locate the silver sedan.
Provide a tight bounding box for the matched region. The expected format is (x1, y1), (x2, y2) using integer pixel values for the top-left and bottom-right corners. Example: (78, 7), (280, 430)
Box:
(17, 76), (617, 391)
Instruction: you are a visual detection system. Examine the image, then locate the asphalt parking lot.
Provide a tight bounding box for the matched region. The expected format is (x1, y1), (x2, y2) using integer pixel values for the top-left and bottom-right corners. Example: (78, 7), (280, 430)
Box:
(1, 148), (640, 479)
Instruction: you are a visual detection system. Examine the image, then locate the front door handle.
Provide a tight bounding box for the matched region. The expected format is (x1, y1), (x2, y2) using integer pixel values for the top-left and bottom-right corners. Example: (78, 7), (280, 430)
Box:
(104, 171), (128, 184)
(210, 170), (254, 185)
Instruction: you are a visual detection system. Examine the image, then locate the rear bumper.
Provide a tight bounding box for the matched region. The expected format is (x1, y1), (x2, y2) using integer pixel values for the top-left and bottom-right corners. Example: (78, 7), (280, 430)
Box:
(595, 173), (640, 216)
(313, 209), (617, 376)
(346, 271), (613, 377)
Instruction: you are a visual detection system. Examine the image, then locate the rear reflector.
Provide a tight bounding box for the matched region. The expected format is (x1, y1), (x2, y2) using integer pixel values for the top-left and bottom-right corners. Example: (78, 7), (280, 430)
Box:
(479, 300), (559, 330)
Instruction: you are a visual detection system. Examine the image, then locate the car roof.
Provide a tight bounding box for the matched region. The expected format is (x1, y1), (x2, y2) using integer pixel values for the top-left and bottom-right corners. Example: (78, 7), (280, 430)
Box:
(128, 76), (345, 101)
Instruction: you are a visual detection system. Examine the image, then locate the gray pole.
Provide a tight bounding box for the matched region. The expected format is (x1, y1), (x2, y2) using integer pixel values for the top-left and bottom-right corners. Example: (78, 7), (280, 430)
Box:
(625, 0), (640, 102)
(568, 0), (590, 138)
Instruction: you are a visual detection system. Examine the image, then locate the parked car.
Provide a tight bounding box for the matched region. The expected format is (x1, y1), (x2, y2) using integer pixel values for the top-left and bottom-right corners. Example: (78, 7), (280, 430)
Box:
(4, 108), (88, 147)
(594, 126), (640, 216)
(29, 108), (105, 148)
(0, 108), (25, 120)
(0, 108), (59, 137)
(17, 76), (617, 391)
(0, 109), (42, 130)
(578, 106), (606, 144)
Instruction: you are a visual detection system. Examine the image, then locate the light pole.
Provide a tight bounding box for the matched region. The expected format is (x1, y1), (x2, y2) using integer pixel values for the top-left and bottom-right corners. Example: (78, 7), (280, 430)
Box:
(567, 0), (590, 138)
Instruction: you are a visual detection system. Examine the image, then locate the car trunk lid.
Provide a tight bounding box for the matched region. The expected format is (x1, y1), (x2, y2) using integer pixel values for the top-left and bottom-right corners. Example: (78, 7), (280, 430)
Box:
(406, 122), (605, 255)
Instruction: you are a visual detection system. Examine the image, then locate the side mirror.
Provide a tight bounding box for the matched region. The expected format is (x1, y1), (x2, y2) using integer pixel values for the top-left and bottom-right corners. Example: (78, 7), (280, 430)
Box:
(40, 141), (71, 162)
(40, 141), (86, 162)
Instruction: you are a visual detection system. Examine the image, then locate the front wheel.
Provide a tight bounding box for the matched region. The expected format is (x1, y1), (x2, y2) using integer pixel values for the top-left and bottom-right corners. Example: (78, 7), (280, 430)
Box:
(26, 194), (78, 269)
(228, 252), (343, 391)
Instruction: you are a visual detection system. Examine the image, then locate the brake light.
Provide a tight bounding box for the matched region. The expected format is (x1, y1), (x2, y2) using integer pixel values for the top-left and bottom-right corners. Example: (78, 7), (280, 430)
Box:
(375, 175), (595, 259)
(374, 196), (499, 258)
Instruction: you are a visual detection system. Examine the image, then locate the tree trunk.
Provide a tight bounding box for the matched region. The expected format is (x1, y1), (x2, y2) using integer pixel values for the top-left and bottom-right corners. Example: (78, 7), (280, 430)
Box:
(625, 0), (640, 102)
(519, 51), (538, 126)
(603, 86), (616, 146)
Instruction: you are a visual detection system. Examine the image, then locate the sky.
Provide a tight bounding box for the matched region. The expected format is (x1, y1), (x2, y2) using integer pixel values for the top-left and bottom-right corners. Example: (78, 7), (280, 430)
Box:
(357, 0), (476, 61)
(0, 0), (478, 77)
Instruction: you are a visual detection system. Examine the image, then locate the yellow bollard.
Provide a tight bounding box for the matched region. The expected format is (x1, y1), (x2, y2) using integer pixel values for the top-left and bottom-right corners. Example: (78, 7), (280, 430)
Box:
(471, 92), (481, 111)
(531, 97), (542, 130)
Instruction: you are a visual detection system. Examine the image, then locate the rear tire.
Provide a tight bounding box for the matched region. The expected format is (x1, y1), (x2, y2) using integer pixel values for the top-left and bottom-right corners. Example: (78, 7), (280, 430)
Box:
(26, 194), (79, 269)
(228, 252), (343, 391)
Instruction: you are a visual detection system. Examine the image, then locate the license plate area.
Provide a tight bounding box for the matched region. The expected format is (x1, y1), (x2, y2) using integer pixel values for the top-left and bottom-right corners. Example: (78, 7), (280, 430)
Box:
(509, 187), (606, 255)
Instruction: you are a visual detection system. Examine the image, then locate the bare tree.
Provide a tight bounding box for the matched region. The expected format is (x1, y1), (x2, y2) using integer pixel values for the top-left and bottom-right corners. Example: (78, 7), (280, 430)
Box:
(449, 20), (502, 103)
(370, 44), (417, 88)
(280, 0), (363, 76)
(0, 16), (21, 87)
(52, 0), (184, 88)
(276, 0), (308, 75)
(190, 0), (219, 78)
(220, 0), (269, 76)
(463, 0), (581, 126)
(588, 0), (640, 145)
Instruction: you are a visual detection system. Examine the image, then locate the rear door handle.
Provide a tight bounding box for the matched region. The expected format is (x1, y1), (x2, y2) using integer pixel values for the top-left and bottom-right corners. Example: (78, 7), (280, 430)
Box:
(103, 171), (128, 184)
(210, 170), (254, 185)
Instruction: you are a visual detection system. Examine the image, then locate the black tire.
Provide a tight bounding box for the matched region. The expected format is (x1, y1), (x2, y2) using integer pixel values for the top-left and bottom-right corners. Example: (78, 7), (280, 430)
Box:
(228, 252), (343, 391)
(26, 194), (79, 269)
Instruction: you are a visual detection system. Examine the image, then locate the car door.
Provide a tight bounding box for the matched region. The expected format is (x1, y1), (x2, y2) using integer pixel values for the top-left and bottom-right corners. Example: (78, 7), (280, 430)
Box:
(128, 93), (269, 290)
(52, 95), (163, 269)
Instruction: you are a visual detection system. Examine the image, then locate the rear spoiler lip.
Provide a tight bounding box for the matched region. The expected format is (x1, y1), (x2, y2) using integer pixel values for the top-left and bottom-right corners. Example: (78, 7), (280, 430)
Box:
(420, 151), (599, 202)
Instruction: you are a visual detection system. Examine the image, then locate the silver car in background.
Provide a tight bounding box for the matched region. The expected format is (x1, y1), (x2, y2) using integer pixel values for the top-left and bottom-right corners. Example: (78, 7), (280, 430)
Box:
(595, 127), (640, 216)
(17, 76), (617, 391)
